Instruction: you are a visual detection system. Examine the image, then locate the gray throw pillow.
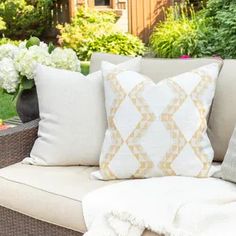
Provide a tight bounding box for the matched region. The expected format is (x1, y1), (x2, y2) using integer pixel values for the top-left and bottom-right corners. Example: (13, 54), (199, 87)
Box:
(221, 126), (236, 183)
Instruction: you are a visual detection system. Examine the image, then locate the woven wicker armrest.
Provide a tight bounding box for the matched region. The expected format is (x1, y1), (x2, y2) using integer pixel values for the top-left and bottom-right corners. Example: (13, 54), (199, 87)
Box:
(0, 119), (39, 168)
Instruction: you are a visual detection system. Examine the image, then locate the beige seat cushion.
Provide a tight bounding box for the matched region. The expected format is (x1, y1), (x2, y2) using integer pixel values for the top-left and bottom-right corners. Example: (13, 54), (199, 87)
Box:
(0, 163), (159, 236)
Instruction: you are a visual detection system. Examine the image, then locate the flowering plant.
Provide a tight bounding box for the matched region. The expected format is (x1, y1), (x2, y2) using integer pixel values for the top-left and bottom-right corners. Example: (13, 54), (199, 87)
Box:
(0, 37), (80, 95)
(180, 55), (191, 59)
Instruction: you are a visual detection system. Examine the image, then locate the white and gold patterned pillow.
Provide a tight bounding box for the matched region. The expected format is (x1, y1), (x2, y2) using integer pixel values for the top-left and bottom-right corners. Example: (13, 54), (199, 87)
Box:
(95, 62), (220, 180)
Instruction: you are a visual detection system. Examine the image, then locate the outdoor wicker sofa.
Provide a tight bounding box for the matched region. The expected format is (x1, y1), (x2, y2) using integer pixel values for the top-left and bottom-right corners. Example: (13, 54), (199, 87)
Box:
(0, 119), (84, 235)
(0, 53), (236, 236)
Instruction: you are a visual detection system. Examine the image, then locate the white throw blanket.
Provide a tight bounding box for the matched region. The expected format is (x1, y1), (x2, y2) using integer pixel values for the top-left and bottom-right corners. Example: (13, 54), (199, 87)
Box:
(83, 177), (236, 236)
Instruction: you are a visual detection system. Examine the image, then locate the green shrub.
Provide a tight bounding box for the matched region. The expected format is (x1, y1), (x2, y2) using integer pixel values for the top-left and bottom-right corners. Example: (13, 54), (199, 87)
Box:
(0, 17), (6, 31)
(71, 6), (117, 25)
(0, 16), (19, 45)
(0, 0), (53, 40)
(202, 0), (236, 58)
(150, 3), (212, 58)
(150, 0), (236, 59)
(58, 7), (145, 61)
(0, 38), (19, 46)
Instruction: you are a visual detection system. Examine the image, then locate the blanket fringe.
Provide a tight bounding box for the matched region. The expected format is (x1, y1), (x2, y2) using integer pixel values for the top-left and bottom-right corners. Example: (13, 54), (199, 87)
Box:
(83, 228), (115, 236)
(106, 211), (192, 236)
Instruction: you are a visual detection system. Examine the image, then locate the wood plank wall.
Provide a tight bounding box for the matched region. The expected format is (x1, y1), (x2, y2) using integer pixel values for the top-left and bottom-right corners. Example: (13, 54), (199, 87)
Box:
(128, 0), (174, 43)
(46, 0), (175, 44)
(117, 1), (127, 9)
(44, 0), (70, 40)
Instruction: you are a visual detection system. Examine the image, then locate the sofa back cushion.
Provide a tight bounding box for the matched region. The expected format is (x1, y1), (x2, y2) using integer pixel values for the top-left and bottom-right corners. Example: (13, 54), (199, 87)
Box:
(90, 53), (221, 81)
(23, 57), (141, 166)
(208, 60), (236, 161)
(90, 53), (233, 162)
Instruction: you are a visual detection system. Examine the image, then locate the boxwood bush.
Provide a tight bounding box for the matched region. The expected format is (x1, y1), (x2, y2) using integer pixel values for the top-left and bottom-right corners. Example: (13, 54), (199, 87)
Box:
(58, 7), (145, 61)
(0, 0), (53, 40)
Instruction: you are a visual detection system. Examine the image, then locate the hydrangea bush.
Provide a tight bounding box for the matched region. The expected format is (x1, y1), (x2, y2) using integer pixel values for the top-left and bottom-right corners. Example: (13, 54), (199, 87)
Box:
(0, 37), (80, 94)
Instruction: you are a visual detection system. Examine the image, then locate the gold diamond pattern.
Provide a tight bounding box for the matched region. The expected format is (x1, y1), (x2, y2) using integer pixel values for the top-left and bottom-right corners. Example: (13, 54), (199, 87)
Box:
(159, 81), (188, 175)
(190, 72), (213, 177)
(127, 79), (156, 178)
(101, 72), (156, 179)
(100, 72), (126, 179)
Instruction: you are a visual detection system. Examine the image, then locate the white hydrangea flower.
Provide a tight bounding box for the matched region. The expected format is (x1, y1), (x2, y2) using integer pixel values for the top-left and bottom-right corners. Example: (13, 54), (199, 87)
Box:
(51, 48), (80, 72)
(18, 41), (27, 49)
(39, 42), (49, 50)
(18, 41), (48, 51)
(0, 58), (19, 93)
(0, 44), (19, 60)
(14, 46), (51, 79)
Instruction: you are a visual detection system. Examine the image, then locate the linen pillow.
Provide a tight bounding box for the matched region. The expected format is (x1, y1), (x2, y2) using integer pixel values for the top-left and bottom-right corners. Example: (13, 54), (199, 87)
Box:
(95, 62), (220, 179)
(221, 126), (236, 183)
(22, 57), (141, 166)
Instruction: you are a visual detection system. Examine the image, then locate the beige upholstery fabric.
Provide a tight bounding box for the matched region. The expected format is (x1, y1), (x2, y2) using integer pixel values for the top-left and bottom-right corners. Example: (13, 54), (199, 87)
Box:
(221, 126), (236, 182)
(0, 163), (159, 236)
(208, 60), (236, 161)
(90, 53), (221, 82)
(90, 53), (133, 72)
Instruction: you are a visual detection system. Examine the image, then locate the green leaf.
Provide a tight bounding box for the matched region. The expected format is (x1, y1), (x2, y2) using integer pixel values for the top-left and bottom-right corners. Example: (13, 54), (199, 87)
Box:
(48, 42), (56, 54)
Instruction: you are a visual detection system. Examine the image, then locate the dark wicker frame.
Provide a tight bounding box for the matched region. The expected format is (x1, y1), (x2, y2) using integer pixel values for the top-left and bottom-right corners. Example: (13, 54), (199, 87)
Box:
(0, 119), (82, 236)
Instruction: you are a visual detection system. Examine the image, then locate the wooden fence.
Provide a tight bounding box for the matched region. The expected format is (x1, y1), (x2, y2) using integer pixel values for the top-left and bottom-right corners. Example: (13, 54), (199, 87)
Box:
(44, 0), (70, 40)
(46, 0), (177, 43)
(45, 0), (127, 39)
(117, 0), (127, 10)
(128, 0), (175, 43)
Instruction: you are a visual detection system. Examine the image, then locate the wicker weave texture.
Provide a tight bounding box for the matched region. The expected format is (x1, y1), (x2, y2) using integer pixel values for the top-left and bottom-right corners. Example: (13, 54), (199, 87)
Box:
(0, 205), (82, 236)
(0, 119), (39, 168)
(0, 119), (84, 235)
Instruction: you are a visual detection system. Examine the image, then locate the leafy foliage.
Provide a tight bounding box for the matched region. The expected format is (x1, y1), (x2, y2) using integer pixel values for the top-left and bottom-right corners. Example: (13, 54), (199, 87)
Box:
(150, 3), (212, 58)
(150, 0), (236, 59)
(0, 17), (6, 31)
(0, 38), (19, 46)
(0, 0), (53, 40)
(58, 7), (145, 61)
(202, 0), (236, 58)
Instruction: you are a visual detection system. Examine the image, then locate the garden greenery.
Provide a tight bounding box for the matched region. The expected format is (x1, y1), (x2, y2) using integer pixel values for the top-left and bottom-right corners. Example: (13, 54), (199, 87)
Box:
(0, 0), (53, 40)
(150, 0), (236, 59)
(58, 7), (145, 61)
(203, 0), (236, 58)
(150, 3), (212, 58)
(0, 17), (19, 46)
(0, 17), (6, 31)
(0, 38), (19, 46)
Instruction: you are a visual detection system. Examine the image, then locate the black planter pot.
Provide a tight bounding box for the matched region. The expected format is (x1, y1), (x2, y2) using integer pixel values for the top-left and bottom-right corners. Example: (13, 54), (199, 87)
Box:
(16, 87), (39, 123)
